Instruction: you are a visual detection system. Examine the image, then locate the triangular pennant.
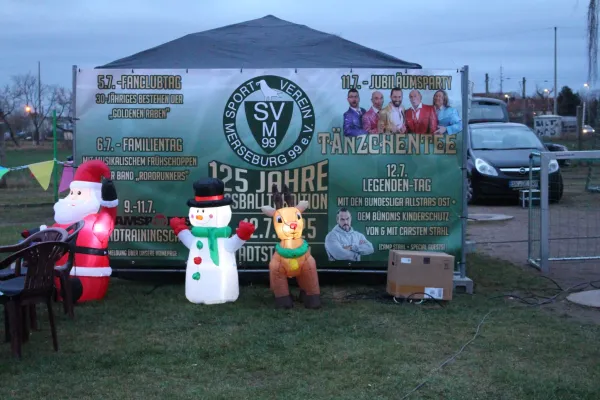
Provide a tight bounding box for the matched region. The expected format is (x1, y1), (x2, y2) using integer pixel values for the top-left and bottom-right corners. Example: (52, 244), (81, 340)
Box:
(0, 167), (8, 180)
(59, 163), (74, 193)
(28, 160), (55, 190)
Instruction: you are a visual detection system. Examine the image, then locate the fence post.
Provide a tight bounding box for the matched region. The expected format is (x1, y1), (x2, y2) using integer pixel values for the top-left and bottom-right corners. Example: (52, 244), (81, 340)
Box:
(53, 110), (59, 203)
(459, 66), (469, 279)
(528, 154), (533, 261)
(539, 152), (550, 273)
(577, 105), (583, 151)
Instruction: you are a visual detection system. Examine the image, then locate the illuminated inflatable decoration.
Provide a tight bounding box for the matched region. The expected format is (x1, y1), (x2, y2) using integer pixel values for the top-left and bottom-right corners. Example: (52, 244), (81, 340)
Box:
(22, 159), (118, 303)
(261, 184), (321, 309)
(169, 177), (255, 304)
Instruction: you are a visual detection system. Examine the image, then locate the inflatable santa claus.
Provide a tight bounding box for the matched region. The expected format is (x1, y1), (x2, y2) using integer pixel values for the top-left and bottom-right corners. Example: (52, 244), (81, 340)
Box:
(22, 159), (118, 303)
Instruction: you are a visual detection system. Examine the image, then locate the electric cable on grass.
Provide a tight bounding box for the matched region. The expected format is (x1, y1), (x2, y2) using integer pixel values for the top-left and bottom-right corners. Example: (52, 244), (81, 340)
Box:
(397, 276), (600, 398)
(399, 310), (493, 400)
(339, 274), (599, 308)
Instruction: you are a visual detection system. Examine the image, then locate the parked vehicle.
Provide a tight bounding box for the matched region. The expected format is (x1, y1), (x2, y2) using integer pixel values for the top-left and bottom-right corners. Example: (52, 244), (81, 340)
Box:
(535, 115), (596, 139)
(468, 97), (509, 124)
(469, 99), (571, 167)
(543, 142), (570, 167)
(2, 131), (29, 141)
(467, 122), (563, 204)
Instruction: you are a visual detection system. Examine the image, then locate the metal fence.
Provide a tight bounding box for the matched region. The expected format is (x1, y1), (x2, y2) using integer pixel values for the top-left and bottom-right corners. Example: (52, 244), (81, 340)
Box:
(528, 150), (600, 273)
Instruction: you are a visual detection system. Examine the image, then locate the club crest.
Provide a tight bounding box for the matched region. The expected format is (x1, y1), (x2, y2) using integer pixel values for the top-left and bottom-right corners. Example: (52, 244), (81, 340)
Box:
(222, 75), (315, 168)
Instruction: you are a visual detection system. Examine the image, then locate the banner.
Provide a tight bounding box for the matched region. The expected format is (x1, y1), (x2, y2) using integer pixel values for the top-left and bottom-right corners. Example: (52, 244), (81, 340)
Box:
(75, 68), (465, 271)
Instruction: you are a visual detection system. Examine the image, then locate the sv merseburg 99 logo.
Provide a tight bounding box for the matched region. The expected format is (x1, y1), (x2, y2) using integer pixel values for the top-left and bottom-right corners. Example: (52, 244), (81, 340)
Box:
(223, 75), (315, 168)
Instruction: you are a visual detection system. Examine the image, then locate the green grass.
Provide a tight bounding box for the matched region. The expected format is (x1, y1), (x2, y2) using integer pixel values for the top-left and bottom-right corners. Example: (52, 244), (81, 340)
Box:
(0, 143), (71, 205)
(0, 236), (599, 399)
(1, 142), (71, 168)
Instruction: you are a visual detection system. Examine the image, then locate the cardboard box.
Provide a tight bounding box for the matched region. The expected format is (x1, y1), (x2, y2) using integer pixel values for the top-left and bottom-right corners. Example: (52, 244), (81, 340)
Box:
(386, 250), (455, 301)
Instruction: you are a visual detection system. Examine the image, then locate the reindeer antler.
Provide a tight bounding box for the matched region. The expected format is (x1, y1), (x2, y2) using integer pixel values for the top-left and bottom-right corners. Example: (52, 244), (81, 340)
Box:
(272, 184), (284, 210)
(282, 183), (295, 207)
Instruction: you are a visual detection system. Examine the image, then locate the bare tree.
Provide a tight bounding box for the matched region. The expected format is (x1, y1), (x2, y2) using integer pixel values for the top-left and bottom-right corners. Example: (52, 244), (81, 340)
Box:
(54, 87), (72, 119)
(533, 85), (554, 99)
(588, 1), (599, 85)
(8, 111), (30, 134)
(0, 84), (21, 188)
(534, 85), (549, 99)
(0, 84), (21, 145)
(12, 72), (60, 145)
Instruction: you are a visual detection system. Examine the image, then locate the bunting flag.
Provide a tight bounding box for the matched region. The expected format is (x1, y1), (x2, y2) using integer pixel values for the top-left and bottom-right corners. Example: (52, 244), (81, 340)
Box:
(0, 159), (71, 189)
(59, 162), (74, 192)
(28, 160), (55, 190)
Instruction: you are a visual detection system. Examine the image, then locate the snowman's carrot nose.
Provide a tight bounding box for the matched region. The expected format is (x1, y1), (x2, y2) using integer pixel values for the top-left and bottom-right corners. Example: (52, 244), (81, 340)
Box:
(196, 215), (203, 220)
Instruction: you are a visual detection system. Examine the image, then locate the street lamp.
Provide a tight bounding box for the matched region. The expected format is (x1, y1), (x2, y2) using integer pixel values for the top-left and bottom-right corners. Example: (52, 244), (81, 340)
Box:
(582, 83), (590, 126)
(24, 105), (34, 143)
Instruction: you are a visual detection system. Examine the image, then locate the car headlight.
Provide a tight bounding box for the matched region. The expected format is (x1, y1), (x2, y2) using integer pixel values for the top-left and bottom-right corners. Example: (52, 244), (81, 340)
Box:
(548, 159), (559, 173)
(475, 158), (498, 176)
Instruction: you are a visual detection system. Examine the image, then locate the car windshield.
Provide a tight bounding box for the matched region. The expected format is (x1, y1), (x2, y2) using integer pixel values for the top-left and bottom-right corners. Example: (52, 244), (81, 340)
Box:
(469, 102), (507, 121)
(470, 126), (545, 150)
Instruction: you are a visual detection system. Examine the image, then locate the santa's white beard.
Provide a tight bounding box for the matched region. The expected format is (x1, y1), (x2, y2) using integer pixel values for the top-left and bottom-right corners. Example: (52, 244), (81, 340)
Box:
(53, 195), (101, 225)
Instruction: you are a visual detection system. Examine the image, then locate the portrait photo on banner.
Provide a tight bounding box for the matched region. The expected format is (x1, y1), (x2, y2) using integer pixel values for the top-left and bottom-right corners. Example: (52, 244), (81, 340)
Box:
(341, 72), (463, 138)
(331, 70), (464, 264)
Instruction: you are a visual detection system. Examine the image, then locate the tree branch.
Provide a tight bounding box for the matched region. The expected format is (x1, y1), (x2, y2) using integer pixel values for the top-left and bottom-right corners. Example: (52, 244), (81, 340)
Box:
(0, 84), (20, 146)
(12, 72), (65, 144)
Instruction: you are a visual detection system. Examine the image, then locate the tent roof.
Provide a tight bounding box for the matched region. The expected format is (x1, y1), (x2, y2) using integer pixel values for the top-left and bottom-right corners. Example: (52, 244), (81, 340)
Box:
(96, 15), (421, 69)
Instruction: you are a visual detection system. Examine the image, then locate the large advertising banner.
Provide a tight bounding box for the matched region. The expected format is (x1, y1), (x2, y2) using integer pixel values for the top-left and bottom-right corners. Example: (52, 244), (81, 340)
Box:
(75, 68), (464, 271)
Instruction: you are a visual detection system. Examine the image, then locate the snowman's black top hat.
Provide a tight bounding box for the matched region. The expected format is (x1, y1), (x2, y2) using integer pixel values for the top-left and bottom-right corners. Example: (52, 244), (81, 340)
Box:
(187, 177), (233, 208)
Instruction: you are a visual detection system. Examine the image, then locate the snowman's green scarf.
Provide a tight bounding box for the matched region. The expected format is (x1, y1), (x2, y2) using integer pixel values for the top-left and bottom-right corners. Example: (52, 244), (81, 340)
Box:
(191, 226), (232, 266)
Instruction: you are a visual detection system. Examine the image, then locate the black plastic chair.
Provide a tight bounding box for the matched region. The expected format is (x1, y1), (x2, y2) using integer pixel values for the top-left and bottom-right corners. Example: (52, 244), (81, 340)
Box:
(0, 228), (68, 336)
(54, 220), (85, 318)
(0, 228), (69, 280)
(0, 241), (71, 359)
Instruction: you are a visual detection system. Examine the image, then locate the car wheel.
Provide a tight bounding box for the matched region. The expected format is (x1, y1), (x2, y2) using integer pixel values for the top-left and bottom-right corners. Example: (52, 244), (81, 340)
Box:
(549, 181), (564, 203)
(467, 176), (475, 204)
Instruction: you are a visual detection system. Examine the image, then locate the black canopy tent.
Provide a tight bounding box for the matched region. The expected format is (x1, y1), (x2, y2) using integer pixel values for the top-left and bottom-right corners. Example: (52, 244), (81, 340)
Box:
(90, 15), (422, 278)
(96, 15), (421, 69)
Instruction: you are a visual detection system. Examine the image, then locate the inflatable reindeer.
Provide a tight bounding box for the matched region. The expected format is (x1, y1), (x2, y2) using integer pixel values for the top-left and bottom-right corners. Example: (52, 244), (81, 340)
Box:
(261, 184), (321, 309)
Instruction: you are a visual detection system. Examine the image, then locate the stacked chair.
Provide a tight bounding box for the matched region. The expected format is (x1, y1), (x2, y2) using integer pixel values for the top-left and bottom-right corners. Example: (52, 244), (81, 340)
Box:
(54, 221), (85, 318)
(0, 222), (84, 359)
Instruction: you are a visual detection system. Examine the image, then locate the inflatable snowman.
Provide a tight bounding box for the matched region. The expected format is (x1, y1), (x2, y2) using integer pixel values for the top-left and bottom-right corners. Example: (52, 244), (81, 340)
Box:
(169, 177), (255, 304)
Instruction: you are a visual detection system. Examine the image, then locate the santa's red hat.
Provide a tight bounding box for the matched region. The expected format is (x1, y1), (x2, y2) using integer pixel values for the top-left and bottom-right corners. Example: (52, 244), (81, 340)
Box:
(70, 160), (111, 191)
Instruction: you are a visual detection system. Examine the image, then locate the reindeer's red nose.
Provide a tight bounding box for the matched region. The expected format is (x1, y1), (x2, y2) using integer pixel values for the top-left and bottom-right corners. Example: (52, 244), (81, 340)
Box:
(290, 222), (298, 230)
